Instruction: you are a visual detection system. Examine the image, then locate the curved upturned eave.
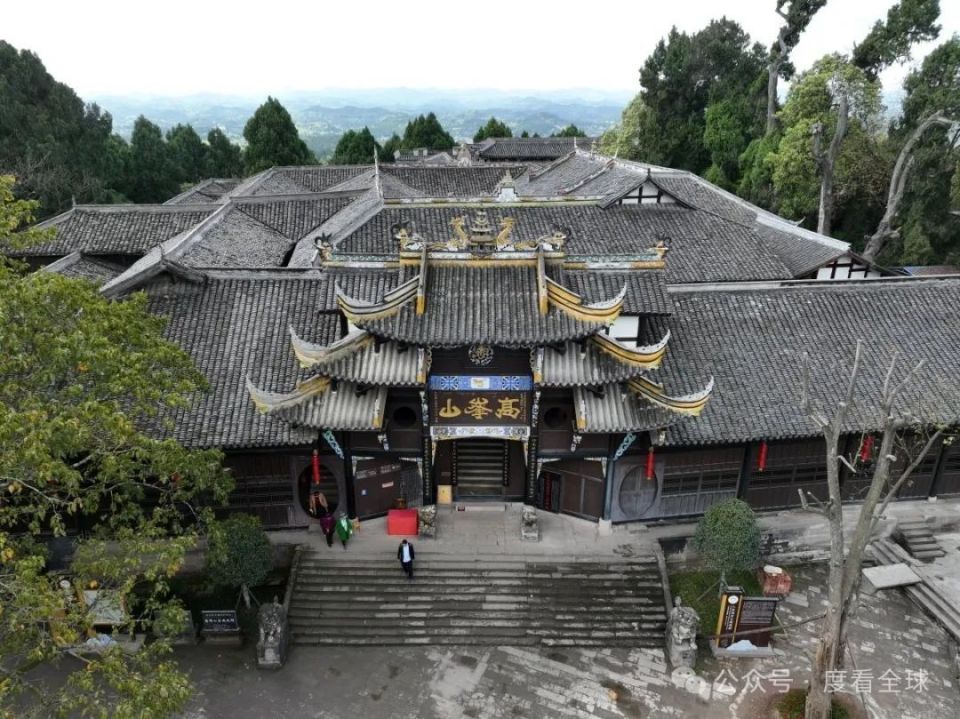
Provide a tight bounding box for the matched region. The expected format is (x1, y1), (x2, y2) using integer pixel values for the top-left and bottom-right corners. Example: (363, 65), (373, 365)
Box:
(245, 375), (330, 414)
(289, 326), (372, 368)
(590, 330), (670, 368)
(627, 375), (715, 417)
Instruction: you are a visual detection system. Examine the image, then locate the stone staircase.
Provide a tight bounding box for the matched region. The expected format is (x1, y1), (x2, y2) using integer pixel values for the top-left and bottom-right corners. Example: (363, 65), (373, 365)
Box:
(453, 439), (506, 498)
(287, 551), (668, 647)
(870, 538), (960, 643)
(895, 517), (946, 561)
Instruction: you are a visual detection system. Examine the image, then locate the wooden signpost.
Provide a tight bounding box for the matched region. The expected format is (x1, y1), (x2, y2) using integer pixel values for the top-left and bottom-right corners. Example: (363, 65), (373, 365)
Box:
(714, 586), (779, 650)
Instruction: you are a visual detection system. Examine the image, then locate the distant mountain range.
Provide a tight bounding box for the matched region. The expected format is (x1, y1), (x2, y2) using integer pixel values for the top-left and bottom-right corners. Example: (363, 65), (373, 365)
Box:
(93, 88), (633, 159)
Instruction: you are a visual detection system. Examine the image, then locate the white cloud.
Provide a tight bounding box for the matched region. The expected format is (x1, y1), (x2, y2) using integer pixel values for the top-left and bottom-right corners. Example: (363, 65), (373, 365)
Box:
(4, 0), (958, 97)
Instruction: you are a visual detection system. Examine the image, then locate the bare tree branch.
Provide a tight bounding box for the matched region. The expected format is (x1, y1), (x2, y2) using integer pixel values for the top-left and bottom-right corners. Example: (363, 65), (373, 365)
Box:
(862, 111), (954, 261)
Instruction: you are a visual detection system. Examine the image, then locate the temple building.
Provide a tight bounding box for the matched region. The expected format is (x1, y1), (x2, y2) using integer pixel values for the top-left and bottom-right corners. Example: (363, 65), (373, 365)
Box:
(16, 149), (960, 528)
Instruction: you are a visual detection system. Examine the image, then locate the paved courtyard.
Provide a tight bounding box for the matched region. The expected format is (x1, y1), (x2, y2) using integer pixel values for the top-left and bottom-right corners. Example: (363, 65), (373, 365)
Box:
(177, 509), (960, 718)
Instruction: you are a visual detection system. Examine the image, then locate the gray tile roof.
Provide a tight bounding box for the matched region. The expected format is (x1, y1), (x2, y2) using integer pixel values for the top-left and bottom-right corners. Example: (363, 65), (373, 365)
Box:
(146, 274), (341, 448)
(258, 383), (387, 431)
(355, 265), (609, 347)
(515, 153), (606, 196)
(314, 340), (422, 387)
(558, 269), (673, 315)
(477, 137), (597, 161)
(574, 384), (688, 433)
(42, 252), (127, 285)
(265, 167), (371, 194)
(335, 203), (793, 284)
(19, 206), (214, 257)
(235, 197), (356, 241)
(177, 208), (292, 268)
(653, 279), (960, 447)
(541, 343), (649, 388)
(381, 166), (526, 198)
(650, 171), (847, 275)
(651, 174), (757, 225)
(753, 221), (849, 277)
(164, 179), (241, 205)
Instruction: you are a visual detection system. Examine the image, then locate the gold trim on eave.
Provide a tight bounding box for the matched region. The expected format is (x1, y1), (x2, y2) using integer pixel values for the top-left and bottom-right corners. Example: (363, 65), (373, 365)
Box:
(591, 331), (670, 369)
(545, 277), (625, 324)
(336, 277), (419, 322)
(289, 327), (372, 369)
(627, 376), (714, 417)
(246, 375), (331, 414)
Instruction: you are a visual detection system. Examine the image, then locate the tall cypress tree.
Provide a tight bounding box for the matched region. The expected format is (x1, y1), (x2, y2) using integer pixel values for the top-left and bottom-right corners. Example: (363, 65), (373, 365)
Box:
(242, 97), (314, 174)
(127, 116), (180, 203)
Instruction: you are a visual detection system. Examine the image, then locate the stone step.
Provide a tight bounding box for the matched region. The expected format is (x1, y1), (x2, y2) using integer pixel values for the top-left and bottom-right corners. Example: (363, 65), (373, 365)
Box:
(295, 567), (661, 578)
(300, 554), (660, 565)
(288, 555), (670, 647)
(870, 540), (960, 643)
(287, 609), (667, 621)
(290, 626), (664, 640)
(292, 578), (663, 591)
(292, 635), (664, 648)
(288, 615), (667, 627)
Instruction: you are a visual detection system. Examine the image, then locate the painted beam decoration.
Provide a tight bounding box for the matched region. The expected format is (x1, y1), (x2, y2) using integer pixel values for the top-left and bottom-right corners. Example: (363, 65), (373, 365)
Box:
(428, 375), (533, 426)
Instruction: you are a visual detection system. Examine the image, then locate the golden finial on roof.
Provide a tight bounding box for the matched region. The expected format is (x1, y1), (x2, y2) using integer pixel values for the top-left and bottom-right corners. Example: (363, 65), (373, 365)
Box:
(449, 216), (470, 249)
(469, 210), (493, 237)
(495, 217), (515, 250)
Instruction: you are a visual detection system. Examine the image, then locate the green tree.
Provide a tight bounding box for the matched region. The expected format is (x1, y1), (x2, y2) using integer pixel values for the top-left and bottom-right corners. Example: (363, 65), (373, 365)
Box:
(864, 36), (960, 264)
(205, 515), (273, 609)
(473, 117), (512, 142)
(127, 116), (181, 203)
(243, 97), (314, 174)
(551, 124), (587, 138)
(703, 98), (755, 188)
(380, 133), (402, 163)
(205, 128), (243, 178)
(166, 124), (208, 184)
(736, 134), (780, 209)
(768, 55), (880, 234)
(519, 130), (530, 138)
(637, 19), (767, 172)
(691, 499), (761, 587)
(764, 1), (828, 135)
(0, 41), (120, 214)
(399, 113), (455, 151)
(852, 0), (941, 79)
(0, 176), (231, 718)
(331, 127), (381, 165)
(599, 95), (662, 163)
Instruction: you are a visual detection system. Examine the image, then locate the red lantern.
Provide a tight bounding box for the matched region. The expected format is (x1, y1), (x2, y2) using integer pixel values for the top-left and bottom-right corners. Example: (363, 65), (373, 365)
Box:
(645, 447), (656, 480)
(860, 435), (874, 462)
(311, 449), (321, 485)
(757, 441), (768, 473)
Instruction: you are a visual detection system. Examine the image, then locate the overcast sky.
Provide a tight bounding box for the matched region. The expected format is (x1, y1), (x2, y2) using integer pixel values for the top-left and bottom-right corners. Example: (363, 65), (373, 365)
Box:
(4, 0), (959, 98)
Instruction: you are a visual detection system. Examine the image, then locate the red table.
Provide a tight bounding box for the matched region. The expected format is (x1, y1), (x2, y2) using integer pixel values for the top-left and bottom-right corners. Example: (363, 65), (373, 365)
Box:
(387, 508), (418, 536)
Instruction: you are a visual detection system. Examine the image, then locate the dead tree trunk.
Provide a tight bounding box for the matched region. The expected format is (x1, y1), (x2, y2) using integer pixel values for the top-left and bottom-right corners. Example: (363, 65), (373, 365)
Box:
(766, 19), (790, 136)
(862, 111), (951, 262)
(814, 91), (849, 238)
(801, 343), (942, 719)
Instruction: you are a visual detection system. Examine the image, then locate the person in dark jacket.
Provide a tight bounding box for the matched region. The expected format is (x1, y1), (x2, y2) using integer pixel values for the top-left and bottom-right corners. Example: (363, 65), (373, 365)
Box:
(397, 539), (415, 579)
(318, 511), (335, 548)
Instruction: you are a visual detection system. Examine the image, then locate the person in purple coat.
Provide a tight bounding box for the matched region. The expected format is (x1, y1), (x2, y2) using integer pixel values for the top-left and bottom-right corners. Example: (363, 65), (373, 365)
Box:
(318, 511), (335, 548)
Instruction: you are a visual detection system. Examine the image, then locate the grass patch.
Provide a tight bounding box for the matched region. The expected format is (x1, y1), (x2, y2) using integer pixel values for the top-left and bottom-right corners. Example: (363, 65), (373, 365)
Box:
(668, 568), (763, 634)
(777, 689), (850, 719)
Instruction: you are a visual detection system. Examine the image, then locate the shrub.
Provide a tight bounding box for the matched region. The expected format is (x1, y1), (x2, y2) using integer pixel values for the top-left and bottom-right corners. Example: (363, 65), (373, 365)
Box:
(206, 514), (273, 608)
(692, 498), (761, 583)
